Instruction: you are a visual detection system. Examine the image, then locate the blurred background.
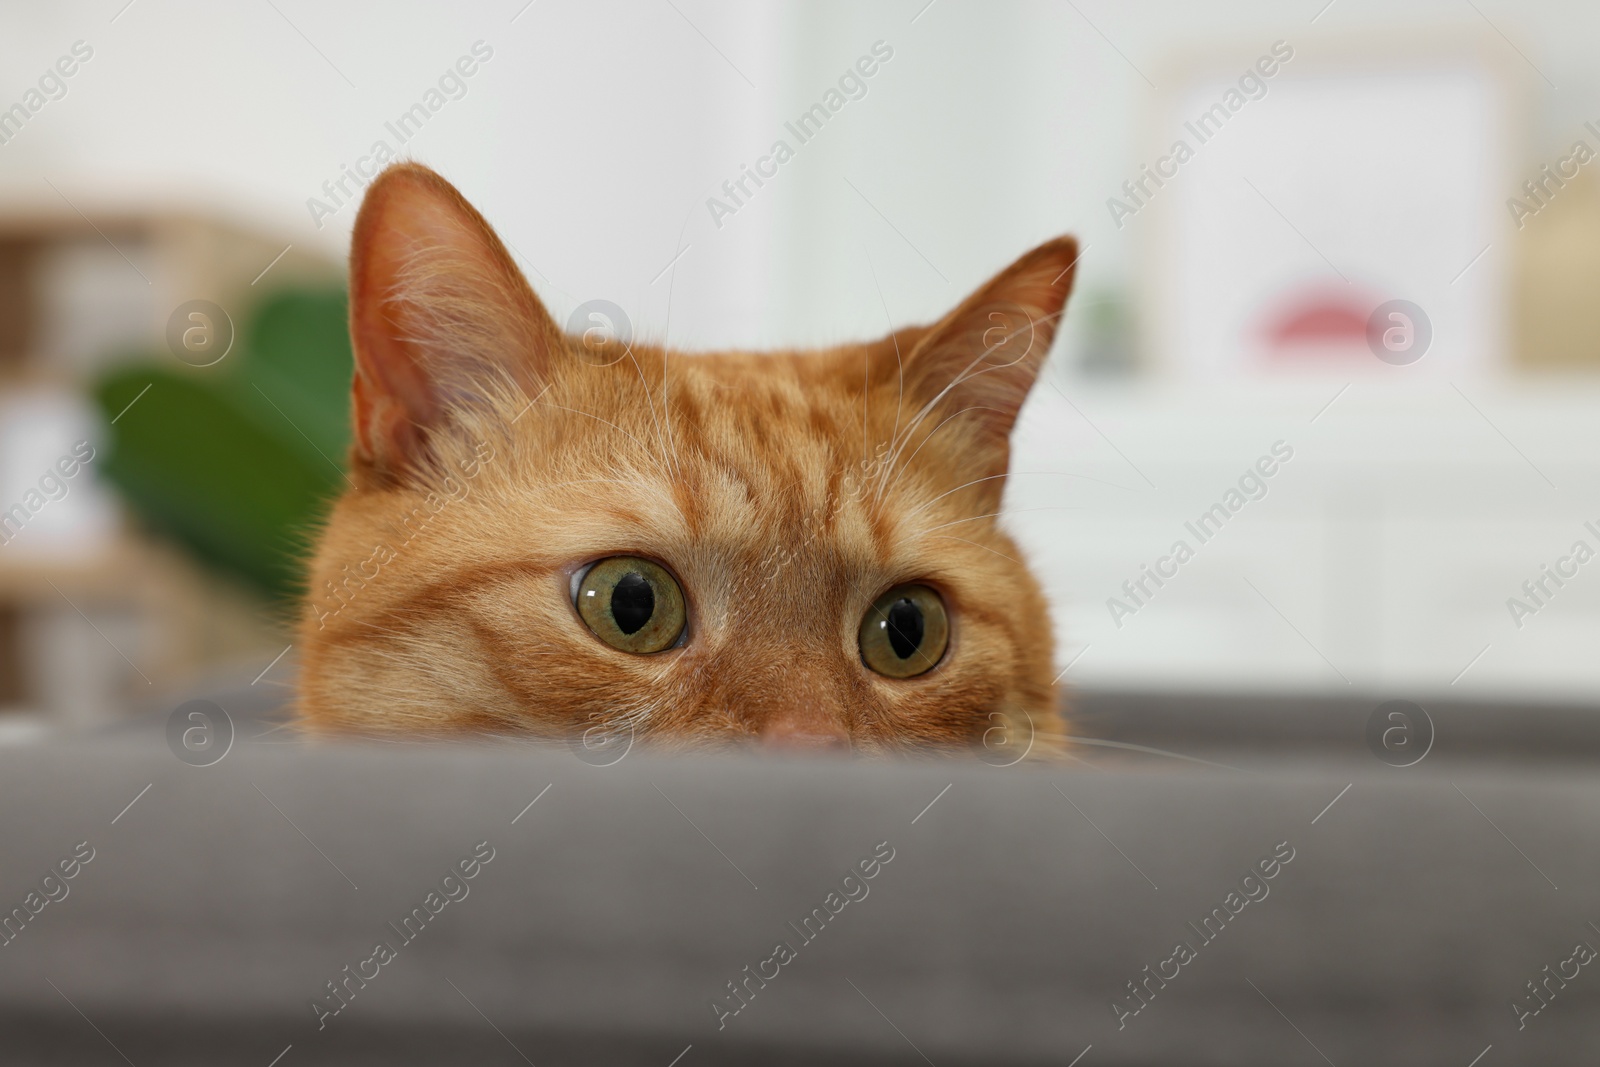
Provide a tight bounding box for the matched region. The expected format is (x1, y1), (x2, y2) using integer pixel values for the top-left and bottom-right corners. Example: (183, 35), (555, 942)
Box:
(2, 0), (1599, 732)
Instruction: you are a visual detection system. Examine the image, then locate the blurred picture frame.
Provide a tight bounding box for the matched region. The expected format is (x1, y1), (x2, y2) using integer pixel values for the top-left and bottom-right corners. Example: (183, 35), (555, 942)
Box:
(1135, 32), (1524, 382)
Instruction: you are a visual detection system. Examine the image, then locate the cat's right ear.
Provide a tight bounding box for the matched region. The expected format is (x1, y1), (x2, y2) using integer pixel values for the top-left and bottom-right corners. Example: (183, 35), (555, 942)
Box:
(347, 163), (561, 482)
(893, 236), (1079, 489)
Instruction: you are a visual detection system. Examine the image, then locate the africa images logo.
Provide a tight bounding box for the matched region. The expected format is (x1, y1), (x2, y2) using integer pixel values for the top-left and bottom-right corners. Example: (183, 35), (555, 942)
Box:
(304, 41), (494, 230)
(705, 40), (894, 229)
(1106, 40), (1293, 229)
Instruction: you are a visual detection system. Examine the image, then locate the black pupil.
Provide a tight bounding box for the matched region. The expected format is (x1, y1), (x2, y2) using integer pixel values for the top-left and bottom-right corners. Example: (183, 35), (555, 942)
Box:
(610, 572), (655, 634)
(884, 598), (924, 659)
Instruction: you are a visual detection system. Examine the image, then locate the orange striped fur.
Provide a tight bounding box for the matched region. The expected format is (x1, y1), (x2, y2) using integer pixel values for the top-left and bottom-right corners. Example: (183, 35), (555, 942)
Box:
(297, 163), (1078, 755)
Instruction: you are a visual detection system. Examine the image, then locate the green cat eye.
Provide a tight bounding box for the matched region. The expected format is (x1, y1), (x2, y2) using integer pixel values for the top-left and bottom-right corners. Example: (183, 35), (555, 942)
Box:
(859, 584), (949, 678)
(575, 556), (686, 654)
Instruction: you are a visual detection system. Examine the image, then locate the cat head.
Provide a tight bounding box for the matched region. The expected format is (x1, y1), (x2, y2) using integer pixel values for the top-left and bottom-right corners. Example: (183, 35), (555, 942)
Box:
(297, 163), (1078, 755)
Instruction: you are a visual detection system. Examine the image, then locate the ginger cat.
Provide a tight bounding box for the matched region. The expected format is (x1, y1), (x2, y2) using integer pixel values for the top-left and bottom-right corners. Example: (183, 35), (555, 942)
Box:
(297, 163), (1078, 754)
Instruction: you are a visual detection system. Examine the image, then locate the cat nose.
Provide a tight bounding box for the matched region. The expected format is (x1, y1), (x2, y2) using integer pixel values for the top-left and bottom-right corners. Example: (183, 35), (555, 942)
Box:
(760, 717), (850, 751)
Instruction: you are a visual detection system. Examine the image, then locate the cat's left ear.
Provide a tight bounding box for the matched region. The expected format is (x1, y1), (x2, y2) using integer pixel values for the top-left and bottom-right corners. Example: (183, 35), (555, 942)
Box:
(899, 236), (1079, 479)
(347, 163), (562, 482)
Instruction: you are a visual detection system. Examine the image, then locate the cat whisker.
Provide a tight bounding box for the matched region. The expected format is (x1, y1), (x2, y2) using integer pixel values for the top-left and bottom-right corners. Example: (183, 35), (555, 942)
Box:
(622, 344), (679, 482)
(1051, 746), (1097, 769)
(861, 248), (905, 468)
(902, 469), (1113, 522)
(902, 472), (1012, 520)
(884, 403), (1005, 499)
(540, 476), (666, 492)
(661, 203), (698, 479)
(1060, 736), (1243, 772)
(915, 504), (1083, 536)
(917, 510), (1004, 534)
(925, 534), (1020, 565)
(536, 398), (655, 454)
(1044, 471), (1138, 493)
(506, 377), (553, 424)
(873, 307), (1066, 505)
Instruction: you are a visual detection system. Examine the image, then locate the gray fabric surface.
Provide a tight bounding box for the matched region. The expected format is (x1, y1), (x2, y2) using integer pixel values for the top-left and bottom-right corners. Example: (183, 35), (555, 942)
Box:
(0, 706), (1596, 1065)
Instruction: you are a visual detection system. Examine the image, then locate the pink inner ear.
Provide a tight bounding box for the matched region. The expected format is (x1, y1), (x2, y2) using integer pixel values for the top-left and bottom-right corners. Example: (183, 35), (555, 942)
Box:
(965, 236), (1080, 345)
(904, 236), (1080, 433)
(344, 163), (557, 478)
(349, 174), (454, 468)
